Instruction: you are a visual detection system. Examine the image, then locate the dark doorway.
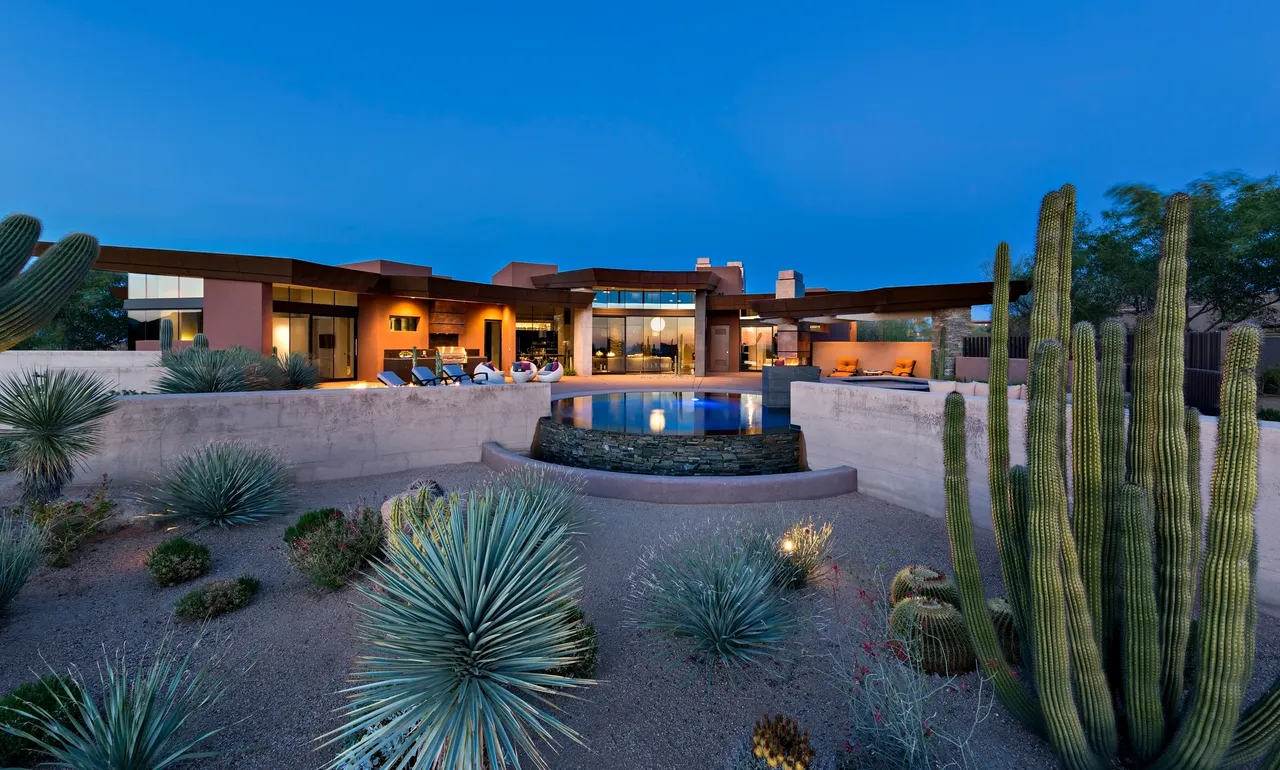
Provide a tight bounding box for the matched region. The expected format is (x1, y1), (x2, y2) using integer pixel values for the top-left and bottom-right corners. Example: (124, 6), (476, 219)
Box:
(484, 319), (503, 367)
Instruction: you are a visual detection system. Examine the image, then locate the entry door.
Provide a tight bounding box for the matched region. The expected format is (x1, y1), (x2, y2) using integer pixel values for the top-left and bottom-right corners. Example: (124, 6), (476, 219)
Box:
(484, 319), (502, 367)
(709, 325), (731, 372)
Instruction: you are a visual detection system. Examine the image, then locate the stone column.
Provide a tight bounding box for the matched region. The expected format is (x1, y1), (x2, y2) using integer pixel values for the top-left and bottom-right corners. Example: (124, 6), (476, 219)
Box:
(930, 307), (972, 380)
(774, 318), (811, 366)
(572, 305), (592, 377)
(694, 291), (707, 377)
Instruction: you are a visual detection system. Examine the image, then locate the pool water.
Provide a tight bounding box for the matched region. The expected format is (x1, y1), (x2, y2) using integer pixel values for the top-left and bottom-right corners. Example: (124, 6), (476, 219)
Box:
(549, 391), (792, 436)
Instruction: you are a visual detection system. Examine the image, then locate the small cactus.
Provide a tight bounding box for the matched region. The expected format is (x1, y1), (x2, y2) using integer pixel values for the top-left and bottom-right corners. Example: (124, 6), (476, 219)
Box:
(890, 565), (962, 608)
(159, 317), (174, 357)
(988, 597), (1021, 666)
(751, 713), (816, 770)
(192, 332), (209, 350)
(888, 597), (976, 675)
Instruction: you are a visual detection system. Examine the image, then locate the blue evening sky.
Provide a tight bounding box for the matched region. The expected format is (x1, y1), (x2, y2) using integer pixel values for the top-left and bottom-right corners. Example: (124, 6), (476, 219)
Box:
(2, 1), (1276, 297)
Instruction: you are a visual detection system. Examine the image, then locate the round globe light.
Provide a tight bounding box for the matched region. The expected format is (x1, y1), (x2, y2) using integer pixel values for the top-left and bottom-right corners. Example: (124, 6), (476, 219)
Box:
(650, 317), (666, 332)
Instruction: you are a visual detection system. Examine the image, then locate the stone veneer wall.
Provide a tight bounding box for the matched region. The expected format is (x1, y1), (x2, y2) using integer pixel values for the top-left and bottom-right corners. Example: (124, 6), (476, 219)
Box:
(536, 418), (802, 476)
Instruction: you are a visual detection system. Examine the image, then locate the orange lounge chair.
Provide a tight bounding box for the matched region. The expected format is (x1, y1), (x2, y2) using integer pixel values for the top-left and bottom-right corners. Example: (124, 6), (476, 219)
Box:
(890, 358), (916, 377)
(832, 357), (859, 376)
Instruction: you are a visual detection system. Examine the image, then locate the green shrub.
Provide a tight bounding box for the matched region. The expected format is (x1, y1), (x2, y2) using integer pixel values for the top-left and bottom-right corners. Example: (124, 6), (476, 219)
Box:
(763, 519), (834, 589)
(323, 488), (591, 770)
(174, 575), (260, 621)
(0, 676), (81, 767)
(149, 441), (292, 527)
(552, 603), (600, 680)
(27, 478), (116, 568)
(0, 369), (118, 502)
(1262, 364), (1280, 395)
(153, 345), (321, 394)
(0, 636), (229, 768)
(282, 508), (342, 544)
(1259, 407), (1280, 422)
(285, 506), (383, 590)
(0, 515), (45, 615)
(145, 536), (212, 586)
(0, 436), (15, 472)
(483, 466), (583, 528)
(278, 352), (322, 389)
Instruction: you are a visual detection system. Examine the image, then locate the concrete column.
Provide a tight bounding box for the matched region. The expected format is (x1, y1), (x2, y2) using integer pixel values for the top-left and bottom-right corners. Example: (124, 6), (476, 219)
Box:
(694, 291), (708, 376)
(931, 307), (973, 379)
(572, 305), (592, 377)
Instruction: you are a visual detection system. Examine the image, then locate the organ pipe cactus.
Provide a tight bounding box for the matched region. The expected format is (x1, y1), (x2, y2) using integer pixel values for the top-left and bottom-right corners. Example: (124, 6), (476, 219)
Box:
(942, 188), (1272, 769)
(0, 213), (100, 352)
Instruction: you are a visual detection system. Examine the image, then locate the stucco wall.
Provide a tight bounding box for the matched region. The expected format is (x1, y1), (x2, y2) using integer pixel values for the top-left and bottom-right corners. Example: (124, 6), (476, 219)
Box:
(812, 341), (933, 378)
(0, 350), (160, 392)
(79, 383), (550, 484)
(356, 295), (431, 381)
(204, 279), (271, 353)
(791, 381), (1280, 614)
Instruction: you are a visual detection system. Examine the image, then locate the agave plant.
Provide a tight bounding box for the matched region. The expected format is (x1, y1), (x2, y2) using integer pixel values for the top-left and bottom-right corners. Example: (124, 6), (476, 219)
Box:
(0, 369), (118, 502)
(278, 352), (321, 390)
(149, 441), (293, 527)
(484, 466), (584, 529)
(0, 515), (46, 615)
(631, 532), (793, 668)
(323, 487), (592, 770)
(0, 634), (230, 769)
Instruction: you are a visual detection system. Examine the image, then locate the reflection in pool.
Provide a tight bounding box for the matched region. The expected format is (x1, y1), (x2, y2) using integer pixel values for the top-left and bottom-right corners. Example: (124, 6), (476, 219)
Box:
(549, 391), (792, 436)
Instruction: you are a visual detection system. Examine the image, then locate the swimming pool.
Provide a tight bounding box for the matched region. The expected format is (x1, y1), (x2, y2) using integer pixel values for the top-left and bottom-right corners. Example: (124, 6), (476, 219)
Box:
(548, 391), (792, 436)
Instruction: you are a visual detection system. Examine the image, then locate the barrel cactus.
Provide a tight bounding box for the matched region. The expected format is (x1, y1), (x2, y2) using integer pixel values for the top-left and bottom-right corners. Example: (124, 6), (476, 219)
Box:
(942, 186), (1275, 768)
(888, 596), (975, 676)
(987, 598), (1020, 666)
(0, 213), (99, 352)
(890, 564), (961, 608)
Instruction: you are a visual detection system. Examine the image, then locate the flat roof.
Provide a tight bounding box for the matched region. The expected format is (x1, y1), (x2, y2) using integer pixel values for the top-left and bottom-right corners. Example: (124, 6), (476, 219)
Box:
(747, 280), (1029, 318)
(530, 267), (721, 292)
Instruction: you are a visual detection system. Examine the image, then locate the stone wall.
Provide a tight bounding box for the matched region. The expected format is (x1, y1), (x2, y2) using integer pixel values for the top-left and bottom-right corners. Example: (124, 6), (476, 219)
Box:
(0, 350), (160, 392)
(536, 418), (802, 476)
(931, 307), (972, 379)
(76, 383), (550, 485)
(790, 381), (1280, 615)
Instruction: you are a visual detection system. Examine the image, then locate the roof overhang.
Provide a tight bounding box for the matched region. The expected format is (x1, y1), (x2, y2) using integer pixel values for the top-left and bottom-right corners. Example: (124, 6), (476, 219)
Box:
(530, 267), (720, 292)
(747, 280), (1028, 319)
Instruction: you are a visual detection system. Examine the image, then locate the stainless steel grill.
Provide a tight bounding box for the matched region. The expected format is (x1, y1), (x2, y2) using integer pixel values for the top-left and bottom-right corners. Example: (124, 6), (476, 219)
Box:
(435, 346), (469, 365)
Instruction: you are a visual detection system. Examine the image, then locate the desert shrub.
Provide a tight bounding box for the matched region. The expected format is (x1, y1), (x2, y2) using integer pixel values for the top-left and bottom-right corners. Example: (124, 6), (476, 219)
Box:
(0, 369), (118, 502)
(154, 346), (319, 394)
(323, 488), (591, 770)
(149, 441), (292, 527)
(0, 436), (15, 472)
(631, 532), (792, 669)
(0, 515), (46, 615)
(0, 636), (229, 768)
(283, 508), (343, 544)
(278, 352), (322, 390)
(552, 603), (600, 679)
(0, 676), (81, 767)
(1262, 364), (1280, 395)
(27, 478), (116, 567)
(1259, 407), (1280, 422)
(758, 518), (834, 590)
(285, 506), (383, 590)
(145, 536), (212, 586)
(174, 575), (260, 621)
(484, 466), (584, 528)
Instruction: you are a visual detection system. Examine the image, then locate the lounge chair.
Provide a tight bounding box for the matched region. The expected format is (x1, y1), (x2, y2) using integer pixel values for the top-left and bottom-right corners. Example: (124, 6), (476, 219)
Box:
(891, 358), (917, 377)
(536, 361), (563, 383)
(409, 366), (440, 386)
(377, 371), (409, 388)
(441, 363), (484, 384)
(832, 357), (859, 377)
(509, 361), (536, 384)
(474, 361), (503, 383)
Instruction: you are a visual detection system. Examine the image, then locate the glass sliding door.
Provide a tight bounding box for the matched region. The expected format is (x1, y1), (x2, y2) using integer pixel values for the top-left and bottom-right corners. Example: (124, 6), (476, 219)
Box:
(271, 312), (356, 381)
(593, 314), (694, 374)
(741, 326), (776, 370)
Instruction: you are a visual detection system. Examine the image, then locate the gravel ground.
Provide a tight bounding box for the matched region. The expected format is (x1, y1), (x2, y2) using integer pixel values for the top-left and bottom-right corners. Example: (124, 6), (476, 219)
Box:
(3, 465), (1277, 770)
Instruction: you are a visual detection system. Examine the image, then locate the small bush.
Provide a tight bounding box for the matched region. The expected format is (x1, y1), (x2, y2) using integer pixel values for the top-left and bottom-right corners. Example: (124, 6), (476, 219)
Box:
(1262, 365), (1280, 395)
(767, 518), (834, 589)
(27, 478), (116, 568)
(278, 352), (322, 390)
(285, 506), (383, 590)
(174, 575), (260, 621)
(1259, 407), (1280, 423)
(552, 603), (600, 680)
(484, 466), (584, 528)
(282, 508), (342, 544)
(0, 676), (81, 767)
(145, 536), (212, 586)
(150, 441), (292, 527)
(0, 515), (46, 615)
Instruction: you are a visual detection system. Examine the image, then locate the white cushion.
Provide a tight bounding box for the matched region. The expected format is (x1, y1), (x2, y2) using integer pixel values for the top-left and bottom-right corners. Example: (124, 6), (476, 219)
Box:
(974, 382), (990, 397)
(928, 380), (956, 394)
(954, 381), (978, 396)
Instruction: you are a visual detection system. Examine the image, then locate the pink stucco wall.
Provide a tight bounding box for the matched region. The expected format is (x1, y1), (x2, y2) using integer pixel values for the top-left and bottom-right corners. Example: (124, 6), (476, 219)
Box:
(203, 279), (271, 352)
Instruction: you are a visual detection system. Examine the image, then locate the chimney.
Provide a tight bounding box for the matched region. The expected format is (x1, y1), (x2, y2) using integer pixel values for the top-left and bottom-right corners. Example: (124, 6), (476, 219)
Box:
(695, 257), (712, 270)
(775, 270), (804, 299)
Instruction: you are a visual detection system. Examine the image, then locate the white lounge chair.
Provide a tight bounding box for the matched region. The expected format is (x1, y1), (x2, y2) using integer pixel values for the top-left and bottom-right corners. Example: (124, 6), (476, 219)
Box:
(535, 361), (563, 383)
(509, 361), (536, 384)
(473, 361), (503, 383)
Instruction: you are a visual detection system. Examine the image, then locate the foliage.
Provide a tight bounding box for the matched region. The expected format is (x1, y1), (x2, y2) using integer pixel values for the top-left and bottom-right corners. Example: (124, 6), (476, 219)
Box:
(484, 466), (584, 529)
(854, 318), (931, 342)
(771, 519), (833, 589)
(750, 713), (817, 770)
(145, 536), (212, 586)
(0, 369), (118, 502)
(0, 213), (101, 353)
(149, 441), (292, 528)
(1263, 365), (1280, 395)
(322, 487), (592, 770)
(0, 676), (82, 767)
(154, 345), (321, 394)
(0, 635), (229, 768)
(26, 477), (117, 567)
(279, 351), (322, 389)
(0, 435), (14, 472)
(174, 575), (260, 621)
(551, 603), (600, 680)
(283, 508), (343, 544)
(889, 565), (962, 609)
(631, 531), (793, 670)
(1260, 408), (1280, 422)
(13, 270), (128, 351)
(285, 505), (384, 590)
(0, 514), (46, 615)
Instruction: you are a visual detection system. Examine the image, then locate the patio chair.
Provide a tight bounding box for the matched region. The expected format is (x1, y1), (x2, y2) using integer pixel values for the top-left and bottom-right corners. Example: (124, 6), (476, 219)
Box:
(535, 360), (563, 383)
(474, 361), (504, 383)
(441, 363), (484, 384)
(891, 358), (917, 377)
(377, 371), (409, 388)
(409, 366), (441, 386)
(832, 357), (859, 377)
(509, 361), (536, 384)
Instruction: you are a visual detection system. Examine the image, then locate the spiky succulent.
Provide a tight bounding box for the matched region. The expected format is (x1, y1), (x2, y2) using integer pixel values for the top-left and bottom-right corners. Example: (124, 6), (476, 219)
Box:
(278, 352), (321, 390)
(153, 348), (253, 394)
(0, 515), (46, 615)
(148, 441), (292, 527)
(888, 597), (976, 676)
(889, 565), (961, 609)
(0, 369), (118, 502)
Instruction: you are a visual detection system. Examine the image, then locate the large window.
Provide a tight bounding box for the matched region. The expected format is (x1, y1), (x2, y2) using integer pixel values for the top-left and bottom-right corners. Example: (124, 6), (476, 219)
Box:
(741, 326), (776, 370)
(592, 291), (695, 310)
(516, 306), (572, 369)
(592, 316), (694, 374)
(127, 309), (203, 349)
(271, 284), (358, 306)
(128, 274), (204, 299)
(271, 313), (356, 380)
(855, 317), (931, 342)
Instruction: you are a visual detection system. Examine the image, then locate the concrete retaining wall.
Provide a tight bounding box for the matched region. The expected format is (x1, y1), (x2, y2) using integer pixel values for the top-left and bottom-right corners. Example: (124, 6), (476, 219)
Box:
(79, 384), (550, 484)
(791, 381), (1280, 614)
(0, 350), (160, 392)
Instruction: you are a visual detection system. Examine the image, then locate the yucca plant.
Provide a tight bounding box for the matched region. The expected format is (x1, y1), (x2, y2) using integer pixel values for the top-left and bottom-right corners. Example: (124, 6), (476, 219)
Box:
(0, 635), (230, 769)
(149, 441), (293, 527)
(152, 348), (253, 394)
(0, 515), (46, 615)
(278, 351), (322, 389)
(484, 466), (584, 529)
(631, 532), (793, 669)
(323, 487), (592, 770)
(0, 369), (118, 502)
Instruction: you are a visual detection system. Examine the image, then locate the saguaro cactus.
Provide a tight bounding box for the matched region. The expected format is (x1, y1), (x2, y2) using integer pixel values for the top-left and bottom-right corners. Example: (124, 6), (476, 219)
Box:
(159, 317), (174, 358)
(0, 213), (100, 352)
(192, 332), (209, 350)
(942, 188), (1272, 769)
